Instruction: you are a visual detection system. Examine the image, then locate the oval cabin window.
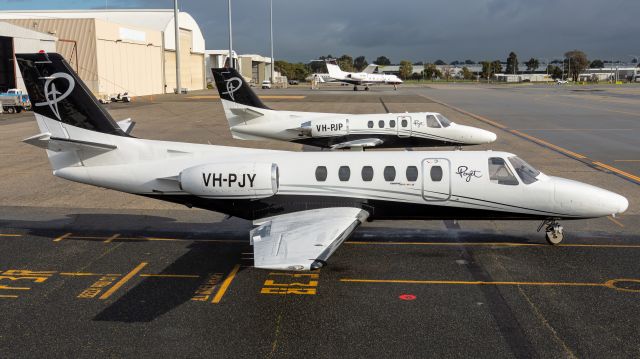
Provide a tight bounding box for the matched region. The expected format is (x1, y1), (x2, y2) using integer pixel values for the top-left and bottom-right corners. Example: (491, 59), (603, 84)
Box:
(430, 166), (443, 182)
(315, 166), (327, 181)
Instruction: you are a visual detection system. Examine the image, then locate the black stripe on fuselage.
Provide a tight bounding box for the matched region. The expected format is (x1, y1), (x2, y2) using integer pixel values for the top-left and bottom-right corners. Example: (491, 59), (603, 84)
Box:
(140, 193), (587, 221)
(291, 134), (463, 148)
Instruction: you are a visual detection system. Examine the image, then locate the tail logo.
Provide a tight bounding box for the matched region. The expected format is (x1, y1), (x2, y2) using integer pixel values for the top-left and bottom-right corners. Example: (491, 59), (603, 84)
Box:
(223, 77), (242, 101)
(35, 72), (75, 121)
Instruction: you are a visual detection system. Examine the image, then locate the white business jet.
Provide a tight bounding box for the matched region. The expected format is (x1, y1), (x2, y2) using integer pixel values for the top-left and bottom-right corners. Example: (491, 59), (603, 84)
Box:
(325, 61), (402, 91)
(213, 68), (496, 149)
(17, 53), (628, 271)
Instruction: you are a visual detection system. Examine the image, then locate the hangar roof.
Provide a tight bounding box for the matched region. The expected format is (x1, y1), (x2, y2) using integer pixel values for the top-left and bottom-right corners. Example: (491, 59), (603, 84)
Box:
(0, 9), (204, 53)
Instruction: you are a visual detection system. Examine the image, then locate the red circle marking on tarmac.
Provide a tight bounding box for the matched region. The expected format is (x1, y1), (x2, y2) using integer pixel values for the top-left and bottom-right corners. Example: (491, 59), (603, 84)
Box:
(399, 294), (416, 301)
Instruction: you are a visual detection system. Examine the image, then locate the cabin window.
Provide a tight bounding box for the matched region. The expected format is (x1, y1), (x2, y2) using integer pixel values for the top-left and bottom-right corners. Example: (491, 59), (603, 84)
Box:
(338, 166), (351, 181)
(361, 166), (374, 181)
(367, 121), (374, 128)
(430, 166), (443, 181)
(401, 119), (408, 127)
(427, 115), (441, 128)
(315, 166), (327, 182)
(436, 114), (452, 127)
(406, 166), (418, 181)
(378, 120), (385, 128)
(508, 156), (540, 185)
(383, 166), (396, 181)
(488, 158), (518, 185)
(390, 120), (396, 128)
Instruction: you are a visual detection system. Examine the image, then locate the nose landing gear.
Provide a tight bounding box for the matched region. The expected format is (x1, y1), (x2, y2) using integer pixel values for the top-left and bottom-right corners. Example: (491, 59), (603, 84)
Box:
(538, 219), (564, 245)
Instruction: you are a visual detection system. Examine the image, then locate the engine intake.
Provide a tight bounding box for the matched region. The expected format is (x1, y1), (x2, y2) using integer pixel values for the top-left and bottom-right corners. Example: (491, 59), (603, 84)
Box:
(180, 162), (279, 199)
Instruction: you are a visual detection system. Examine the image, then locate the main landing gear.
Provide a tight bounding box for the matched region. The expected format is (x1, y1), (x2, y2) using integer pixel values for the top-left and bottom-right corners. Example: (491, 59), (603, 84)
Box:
(538, 219), (564, 245)
(353, 86), (369, 91)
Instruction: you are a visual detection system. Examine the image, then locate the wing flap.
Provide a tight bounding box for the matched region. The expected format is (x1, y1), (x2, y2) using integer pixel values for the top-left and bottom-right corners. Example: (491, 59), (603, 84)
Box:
(250, 207), (369, 270)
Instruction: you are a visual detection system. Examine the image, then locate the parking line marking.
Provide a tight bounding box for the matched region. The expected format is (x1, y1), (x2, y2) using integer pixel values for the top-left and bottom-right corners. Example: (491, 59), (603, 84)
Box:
(60, 272), (118, 277)
(0, 295), (19, 298)
(140, 274), (200, 278)
(607, 216), (625, 228)
(104, 234), (120, 243)
(510, 129), (586, 159)
(593, 161), (640, 182)
(0, 234), (21, 237)
(211, 264), (241, 304)
(53, 233), (72, 242)
(99, 262), (147, 300)
(347, 241), (640, 248)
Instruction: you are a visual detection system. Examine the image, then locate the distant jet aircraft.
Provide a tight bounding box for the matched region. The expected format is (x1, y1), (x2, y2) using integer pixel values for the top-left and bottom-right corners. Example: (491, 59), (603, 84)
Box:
(17, 53), (628, 270)
(213, 68), (496, 149)
(325, 61), (402, 91)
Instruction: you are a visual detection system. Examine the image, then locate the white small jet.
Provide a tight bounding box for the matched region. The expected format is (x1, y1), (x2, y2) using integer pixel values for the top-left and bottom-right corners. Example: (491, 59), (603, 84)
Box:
(325, 61), (402, 91)
(213, 68), (496, 149)
(17, 53), (628, 271)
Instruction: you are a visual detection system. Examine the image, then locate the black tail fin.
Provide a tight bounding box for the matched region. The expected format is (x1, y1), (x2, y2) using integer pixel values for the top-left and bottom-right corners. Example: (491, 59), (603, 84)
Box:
(15, 52), (128, 136)
(211, 68), (270, 110)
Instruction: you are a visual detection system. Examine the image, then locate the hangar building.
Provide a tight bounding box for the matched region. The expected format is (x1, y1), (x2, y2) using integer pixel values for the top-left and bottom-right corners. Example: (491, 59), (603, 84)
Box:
(0, 21), (57, 92)
(0, 10), (206, 97)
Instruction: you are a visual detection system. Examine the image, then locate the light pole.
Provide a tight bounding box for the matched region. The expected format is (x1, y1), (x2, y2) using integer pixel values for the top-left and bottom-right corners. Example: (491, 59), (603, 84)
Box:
(174, 0), (181, 93)
(228, 0), (233, 69)
(270, 0), (274, 83)
(630, 55), (640, 81)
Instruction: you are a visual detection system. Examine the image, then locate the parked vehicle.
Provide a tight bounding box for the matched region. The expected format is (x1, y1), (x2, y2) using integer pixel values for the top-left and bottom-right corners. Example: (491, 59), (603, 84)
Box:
(288, 80), (299, 85)
(261, 80), (272, 89)
(0, 89), (30, 114)
(110, 92), (131, 103)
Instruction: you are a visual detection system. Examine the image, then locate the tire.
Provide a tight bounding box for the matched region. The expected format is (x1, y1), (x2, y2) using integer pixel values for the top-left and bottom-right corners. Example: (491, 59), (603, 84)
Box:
(6, 107), (15, 114)
(545, 231), (563, 245)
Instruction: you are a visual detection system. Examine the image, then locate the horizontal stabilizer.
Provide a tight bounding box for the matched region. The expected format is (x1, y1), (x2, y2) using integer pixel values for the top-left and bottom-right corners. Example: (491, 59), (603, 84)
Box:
(117, 118), (136, 134)
(23, 132), (117, 153)
(229, 107), (265, 120)
(331, 138), (383, 150)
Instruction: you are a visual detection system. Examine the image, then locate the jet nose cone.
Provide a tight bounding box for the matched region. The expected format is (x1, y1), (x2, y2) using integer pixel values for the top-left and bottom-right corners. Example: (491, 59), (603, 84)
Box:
(613, 193), (629, 214)
(485, 130), (497, 143)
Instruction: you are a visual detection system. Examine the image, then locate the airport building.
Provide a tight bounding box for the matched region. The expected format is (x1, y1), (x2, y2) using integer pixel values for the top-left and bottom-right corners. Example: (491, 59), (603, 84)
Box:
(0, 21), (57, 92)
(0, 10), (206, 97)
(205, 50), (276, 86)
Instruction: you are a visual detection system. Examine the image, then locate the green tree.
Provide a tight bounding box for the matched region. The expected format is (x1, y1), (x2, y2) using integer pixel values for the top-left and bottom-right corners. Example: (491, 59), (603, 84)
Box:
(434, 59), (446, 65)
(337, 54), (354, 72)
(398, 60), (413, 80)
(525, 58), (539, 73)
(492, 60), (503, 74)
(590, 59), (604, 68)
(481, 60), (502, 79)
(275, 60), (311, 81)
(565, 50), (589, 82)
(309, 55), (333, 73)
(505, 51), (518, 74)
(423, 63), (442, 80)
(461, 66), (474, 80)
(547, 65), (563, 79)
(353, 56), (368, 71)
(375, 56), (391, 65)
(464, 59), (475, 65)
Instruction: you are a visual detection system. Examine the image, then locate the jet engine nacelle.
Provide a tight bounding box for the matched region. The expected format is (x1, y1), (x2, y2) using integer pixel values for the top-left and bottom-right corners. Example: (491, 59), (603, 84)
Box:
(180, 162), (279, 199)
(310, 118), (348, 137)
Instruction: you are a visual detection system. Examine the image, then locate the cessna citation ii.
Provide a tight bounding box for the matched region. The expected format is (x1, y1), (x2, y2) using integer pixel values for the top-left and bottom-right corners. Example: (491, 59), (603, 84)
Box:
(17, 53), (628, 271)
(213, 68), (496, 149)
(325, 61), (402, 91)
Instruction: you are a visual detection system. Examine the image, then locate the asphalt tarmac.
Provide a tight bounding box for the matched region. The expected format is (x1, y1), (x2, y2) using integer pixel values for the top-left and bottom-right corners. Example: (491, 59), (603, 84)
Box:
(0, 83), (638, 358)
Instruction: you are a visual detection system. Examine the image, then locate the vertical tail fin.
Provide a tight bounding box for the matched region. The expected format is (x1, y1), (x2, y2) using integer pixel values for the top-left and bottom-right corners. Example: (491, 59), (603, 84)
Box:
(15, 52), (128, 137)
(325, 63), (346, 79)
(211, 68), (270, 110)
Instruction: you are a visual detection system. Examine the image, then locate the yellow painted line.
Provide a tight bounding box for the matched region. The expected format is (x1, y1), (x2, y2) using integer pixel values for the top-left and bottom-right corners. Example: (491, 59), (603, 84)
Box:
(99, 262), (148, 300)
(0, 295), (19, 298)
(593, 161), (640, 182)
(0, 285), (30, 290)
(0, 234), (21, 237)
(104, 234), (120, 243)
(347, 241), (640, 248)
(607, 216), (625, 228)
(53, 232), (72, 242)
(211, 264), (241, 304)
(59, 272), (119, 277)
(139, 274), (201, 278)
(187, 95), (305, 100)
(510, 129), (587, 159)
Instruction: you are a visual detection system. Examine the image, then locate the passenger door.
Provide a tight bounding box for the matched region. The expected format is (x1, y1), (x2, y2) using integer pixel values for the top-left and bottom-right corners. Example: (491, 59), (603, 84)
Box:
(397, 115), (411, 138)
(422, 158), (451, 201)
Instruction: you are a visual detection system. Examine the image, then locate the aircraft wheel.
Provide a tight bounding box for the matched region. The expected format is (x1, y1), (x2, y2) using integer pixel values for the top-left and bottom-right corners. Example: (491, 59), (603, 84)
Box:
(545, 225), (563, 245)
(353, 86), (358, 91)
(365, 87), (370, 91)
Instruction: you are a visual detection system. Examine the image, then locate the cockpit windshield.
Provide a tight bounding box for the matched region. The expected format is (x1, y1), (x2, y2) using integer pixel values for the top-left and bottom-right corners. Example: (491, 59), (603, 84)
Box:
(426, 115), (441, 128)
(436, 114), (452, 127)
(508, 156), (540, 184)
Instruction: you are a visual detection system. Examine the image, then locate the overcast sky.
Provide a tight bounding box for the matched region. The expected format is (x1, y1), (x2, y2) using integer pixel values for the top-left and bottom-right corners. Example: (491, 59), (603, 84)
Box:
(2, 0), (640, 64)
